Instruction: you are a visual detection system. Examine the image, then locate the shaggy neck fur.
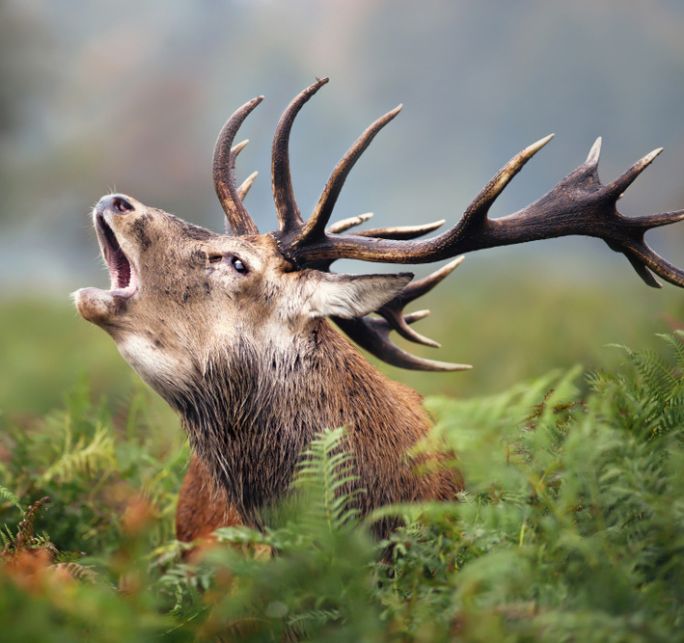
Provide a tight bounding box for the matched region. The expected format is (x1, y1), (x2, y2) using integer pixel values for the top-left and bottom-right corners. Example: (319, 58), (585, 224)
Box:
(167, 321), (458, 531)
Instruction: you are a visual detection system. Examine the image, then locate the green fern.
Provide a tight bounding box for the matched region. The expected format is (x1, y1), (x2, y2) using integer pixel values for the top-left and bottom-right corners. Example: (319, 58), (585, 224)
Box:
(1, 337), (684, 641)
(293, 426), (363, 533)
(0, 523), (15, 550)
(0, 484), (22, 513)
(40, 423), (116, 484)
(51, 561), (98, 583)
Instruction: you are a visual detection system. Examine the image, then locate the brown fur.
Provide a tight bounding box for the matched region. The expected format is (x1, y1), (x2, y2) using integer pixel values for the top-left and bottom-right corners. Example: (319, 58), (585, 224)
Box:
(171, 322), (460, 538)
(176, 455), (241, 542)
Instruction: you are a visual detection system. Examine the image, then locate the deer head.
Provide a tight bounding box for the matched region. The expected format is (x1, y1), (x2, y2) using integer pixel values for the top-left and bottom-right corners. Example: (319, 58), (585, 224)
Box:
(74, 77), (684, 529)
(74, 189), (411, 398)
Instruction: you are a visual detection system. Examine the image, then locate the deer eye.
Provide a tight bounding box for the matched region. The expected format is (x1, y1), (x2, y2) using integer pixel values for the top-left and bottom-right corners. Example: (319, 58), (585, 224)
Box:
(230, 256), (249, 275)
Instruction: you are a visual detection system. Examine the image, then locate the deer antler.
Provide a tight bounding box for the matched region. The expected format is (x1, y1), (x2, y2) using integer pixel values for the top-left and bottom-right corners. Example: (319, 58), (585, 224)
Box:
(272, 77), (330, 235)
(276, 128), (684, 288)
(333, 257), (471, 371)
(214, 79), (684, 370)
(328, 213), (446, 240)
(325, 215), (466, 368)
(213, 97), (263, 235)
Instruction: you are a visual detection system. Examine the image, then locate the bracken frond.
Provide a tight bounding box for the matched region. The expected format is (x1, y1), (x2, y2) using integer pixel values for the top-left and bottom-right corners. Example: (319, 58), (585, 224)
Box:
(40, 424), (117, 484)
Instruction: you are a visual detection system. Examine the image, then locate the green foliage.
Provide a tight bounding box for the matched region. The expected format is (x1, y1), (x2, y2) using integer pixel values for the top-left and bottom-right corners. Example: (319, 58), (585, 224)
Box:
(199, 428), (381, 642)
(291, 426), (363, 530)
(0, 484), (22, 513)
(0, 335), (683, 641)
(0, 379), (187, 555)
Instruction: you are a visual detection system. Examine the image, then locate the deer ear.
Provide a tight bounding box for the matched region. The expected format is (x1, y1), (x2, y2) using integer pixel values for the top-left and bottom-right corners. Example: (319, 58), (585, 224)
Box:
(303, 271), (413, 319)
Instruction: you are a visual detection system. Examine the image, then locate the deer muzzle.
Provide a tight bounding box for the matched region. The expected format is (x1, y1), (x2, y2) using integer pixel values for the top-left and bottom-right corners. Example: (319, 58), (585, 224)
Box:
(72, 193), (140, 325)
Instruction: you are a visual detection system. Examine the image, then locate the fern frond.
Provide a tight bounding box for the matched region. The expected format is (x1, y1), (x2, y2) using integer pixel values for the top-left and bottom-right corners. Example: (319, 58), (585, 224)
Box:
(0, 523), (15, 550)
(287, 608), (342, 629)
(0, 484), (22, 513)
(51, 562), (98, 583)
(40, 424), (116, 484)
(294, 427), (364, 532)
(657, 332), (684, 372)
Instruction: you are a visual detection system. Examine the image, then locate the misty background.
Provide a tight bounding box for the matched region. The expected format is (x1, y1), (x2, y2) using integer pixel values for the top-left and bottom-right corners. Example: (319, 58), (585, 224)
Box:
(2, 0), (684, 414)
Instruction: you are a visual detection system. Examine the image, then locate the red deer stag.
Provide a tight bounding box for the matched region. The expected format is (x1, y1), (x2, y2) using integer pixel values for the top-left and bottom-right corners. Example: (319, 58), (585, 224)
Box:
(74, 78), (684, 541)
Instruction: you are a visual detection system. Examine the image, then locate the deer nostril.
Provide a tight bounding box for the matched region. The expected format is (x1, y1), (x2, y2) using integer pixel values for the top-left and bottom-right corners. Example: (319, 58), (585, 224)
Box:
(96, 194), (136, 216)
(112, 196), (134, 213)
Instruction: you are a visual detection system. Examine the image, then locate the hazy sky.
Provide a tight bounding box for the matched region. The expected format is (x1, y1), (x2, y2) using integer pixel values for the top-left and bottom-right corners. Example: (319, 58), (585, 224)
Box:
(3, 0), (684, 291)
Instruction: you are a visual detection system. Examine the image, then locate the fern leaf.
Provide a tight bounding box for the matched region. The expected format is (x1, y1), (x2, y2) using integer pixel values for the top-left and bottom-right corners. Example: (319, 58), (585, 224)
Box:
(0, 484), (22, 512)
(40, 424), (117, 484)
(294, 427), (364, 532)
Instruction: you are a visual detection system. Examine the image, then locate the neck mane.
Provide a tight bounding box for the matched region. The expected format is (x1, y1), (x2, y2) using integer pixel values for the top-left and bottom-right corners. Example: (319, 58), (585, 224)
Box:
(167, 321), (455, 528)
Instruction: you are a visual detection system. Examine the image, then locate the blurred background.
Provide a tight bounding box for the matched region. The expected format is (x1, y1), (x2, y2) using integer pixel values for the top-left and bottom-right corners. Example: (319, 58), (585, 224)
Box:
(2, 0), (684, 423)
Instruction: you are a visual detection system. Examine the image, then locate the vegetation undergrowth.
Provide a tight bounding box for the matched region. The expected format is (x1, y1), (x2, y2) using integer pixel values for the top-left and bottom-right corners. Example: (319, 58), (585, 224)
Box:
(0, 335), (683, 641)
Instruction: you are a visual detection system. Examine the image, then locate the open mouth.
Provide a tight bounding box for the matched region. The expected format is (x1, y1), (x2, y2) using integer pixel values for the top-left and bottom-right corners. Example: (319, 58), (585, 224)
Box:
(95, 214), (138, 297)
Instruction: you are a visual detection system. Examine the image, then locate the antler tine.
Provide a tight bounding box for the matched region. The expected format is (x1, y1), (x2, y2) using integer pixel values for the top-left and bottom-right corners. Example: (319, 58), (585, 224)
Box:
(358, 220), (446, 240)
(328, 213), (374, 234)
(289, 104), (402, 250)
(334, 315), (472, 372)
(458, 133), (555, 230)
(618, 240), (684, 289)
(314, 218), (446, 273)
(629, 209), (684, 230)
(378, 257), (465, 347)
(403, 309), (431, 324)
(327, 215), (445, 240)
(585, 136), (602, 166)
(213, 97), (263, 235)
(237, 171), (258, 200)
(272, 77), (329, 235)
(231, 139), (249, 157)
(606, 147), (662, 197)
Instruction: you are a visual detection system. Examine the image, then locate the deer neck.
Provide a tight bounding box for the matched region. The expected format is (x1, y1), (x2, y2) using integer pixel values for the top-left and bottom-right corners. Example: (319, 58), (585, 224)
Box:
(166, 320), (432, 526)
